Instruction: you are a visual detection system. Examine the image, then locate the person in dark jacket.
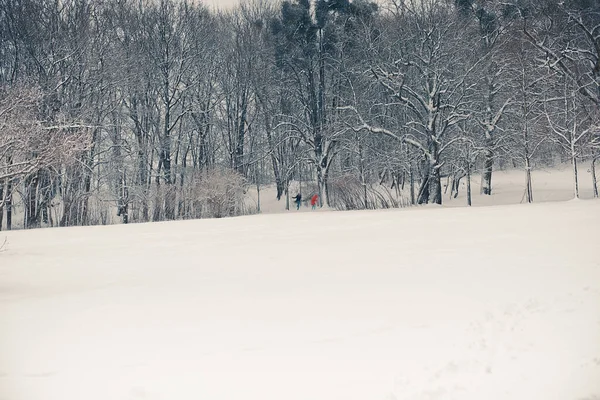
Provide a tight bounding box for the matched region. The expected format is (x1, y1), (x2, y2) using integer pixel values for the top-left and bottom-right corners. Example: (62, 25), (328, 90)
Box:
(293, 193), (302, 210)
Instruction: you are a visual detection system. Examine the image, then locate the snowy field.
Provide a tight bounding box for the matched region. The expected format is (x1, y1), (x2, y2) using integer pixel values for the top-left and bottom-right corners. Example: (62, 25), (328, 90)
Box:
(1, 197), (599, 400)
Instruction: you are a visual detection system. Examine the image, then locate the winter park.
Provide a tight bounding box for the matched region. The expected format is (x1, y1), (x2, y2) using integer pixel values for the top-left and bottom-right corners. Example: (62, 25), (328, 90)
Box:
(1, 0), (600, 399)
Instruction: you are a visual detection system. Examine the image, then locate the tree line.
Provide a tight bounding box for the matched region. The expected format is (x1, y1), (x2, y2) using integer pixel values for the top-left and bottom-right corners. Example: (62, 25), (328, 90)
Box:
(0, 0), (598, 230)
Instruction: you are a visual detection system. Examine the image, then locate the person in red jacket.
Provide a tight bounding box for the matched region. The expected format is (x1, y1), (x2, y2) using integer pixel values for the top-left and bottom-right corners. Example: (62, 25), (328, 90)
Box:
(310, 194), (319, 210)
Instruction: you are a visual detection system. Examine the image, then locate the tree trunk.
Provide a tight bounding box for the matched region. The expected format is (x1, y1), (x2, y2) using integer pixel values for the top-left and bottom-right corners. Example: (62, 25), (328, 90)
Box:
(0, 184), (3, 231)
(117, 169), (129, 224)
(25, 173), (40, 229)
(81, 128), (98, 225)
(592, 157), (598, 198)
(160, 139), (172, 185)
(60, 184), (71, 228)
(481, 70), (496, 196)
(481, 140), (494, 195)
(178, 145), (189, 218)
(199, 125), (209, 170)
(410, 162), (415, 205)
(256, 179), (261, 213)
(430, 164), (442, 205)
(571, 146), (579, 199)
(6, 181), (12, 231)
(525, 159), (533, 203)
(400, 171), (406, 191)
(164, 186), (175, 221)
(429, 141), (442, 205)
(317, 157), (332, 208)
(318, 28), (326, 127)
(138, 150), (149, 221)
(131, 97), (150, 222)
(417, 173), (430, 204)
(358, 139), (367, 209)
(451, 176), (460, 198)
(39, 172), (51, 226)
(81, 162), (92, 225)
(161, 116), (175, 221)
(285, 182), (290, 211)
(467, 162), (472, 207)
(316, 165), (324, 207)
(160, 102), (173, 220)
(523, 104), (533, 204)
(234, 92), (248, 175)
(264, 113), (284, 200)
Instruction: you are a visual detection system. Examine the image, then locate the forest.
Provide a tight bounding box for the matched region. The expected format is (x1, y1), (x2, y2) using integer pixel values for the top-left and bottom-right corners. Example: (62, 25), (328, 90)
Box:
(0, 0), (599, 229)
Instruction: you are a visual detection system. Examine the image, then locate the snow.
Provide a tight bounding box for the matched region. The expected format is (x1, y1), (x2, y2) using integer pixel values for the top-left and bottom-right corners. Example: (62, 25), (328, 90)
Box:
(1, 198), (600, 400)
(248, 161), (599, 214)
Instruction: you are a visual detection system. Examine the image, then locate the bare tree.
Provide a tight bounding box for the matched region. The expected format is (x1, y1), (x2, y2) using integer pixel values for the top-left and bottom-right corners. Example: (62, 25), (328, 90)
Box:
(543, 77), (594, 199)
(0, 84), (90, 228)
(271, 0), (378, 206)
(508, 39), (547, 204)
(343, 0), (478, 205)
(592, 129), (600, 197)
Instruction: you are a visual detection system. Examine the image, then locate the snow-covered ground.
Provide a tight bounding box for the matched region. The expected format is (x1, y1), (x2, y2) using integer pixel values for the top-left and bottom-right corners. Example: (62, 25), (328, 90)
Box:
(247, 161), (598, 214)
(1, 198), (599, 400)
(1, 162), (595, 229)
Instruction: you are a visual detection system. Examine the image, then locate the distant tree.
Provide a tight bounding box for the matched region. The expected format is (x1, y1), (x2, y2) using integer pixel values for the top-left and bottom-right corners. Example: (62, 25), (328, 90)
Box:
(0, 84), (89, 229)
(343, 0), (479, 205)
(271, 0), (378, 206)
(543, 76), (596, 199)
